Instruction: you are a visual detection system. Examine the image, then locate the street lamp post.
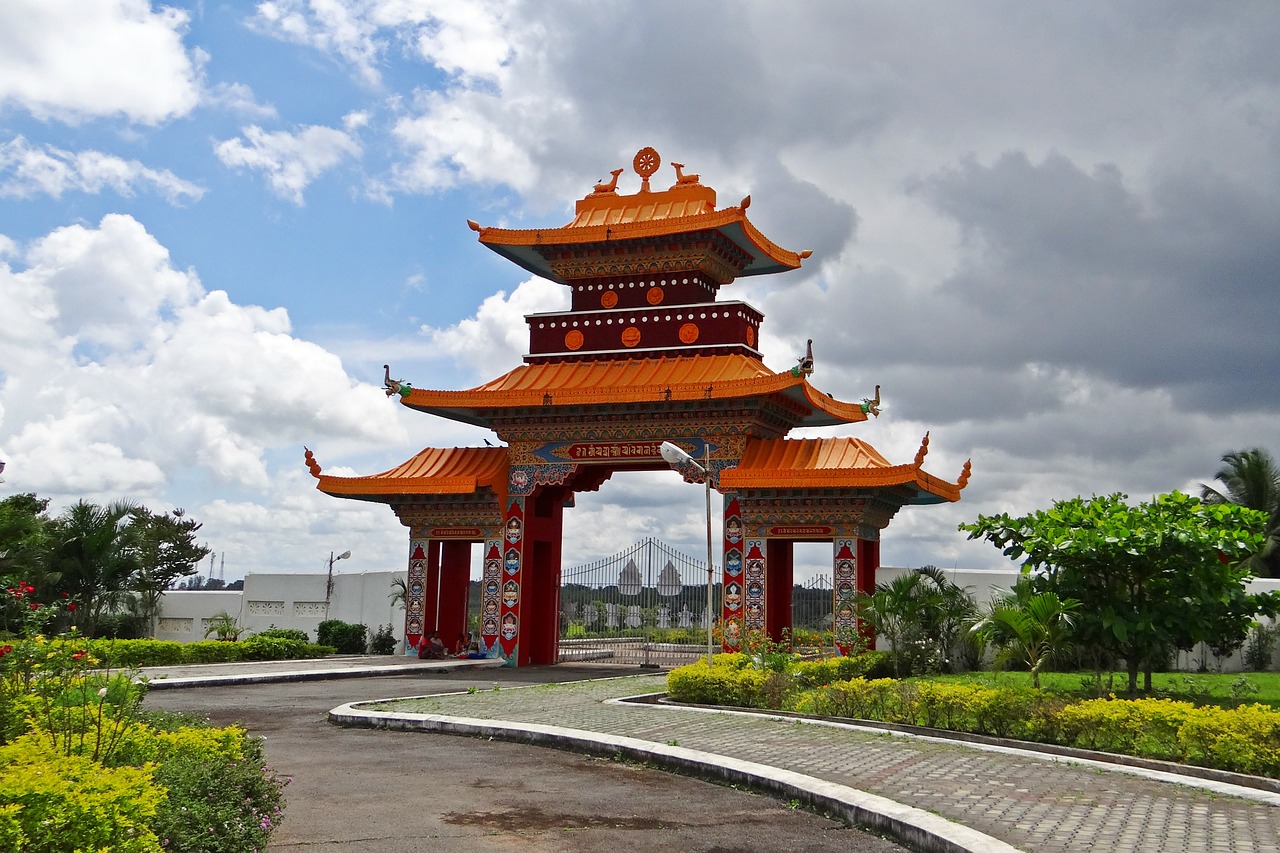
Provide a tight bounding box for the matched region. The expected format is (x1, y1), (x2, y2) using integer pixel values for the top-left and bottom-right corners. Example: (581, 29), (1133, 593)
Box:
(660, 441), (716, 667)
(325, 549), (351, 620)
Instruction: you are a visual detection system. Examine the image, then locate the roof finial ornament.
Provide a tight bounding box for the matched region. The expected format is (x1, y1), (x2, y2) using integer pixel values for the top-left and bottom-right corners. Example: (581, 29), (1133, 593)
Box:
(790, 339), (815, 377)
(303, 447), (322, 479)
(383, 364), (412, 398)
(671, 162), (700, 186)
(914, 432), (931, 467)
(592, 168), (623, 194)
(633, 147), (660, 193)
(860, 384), (881, 417)
(957, 459), (972, 490)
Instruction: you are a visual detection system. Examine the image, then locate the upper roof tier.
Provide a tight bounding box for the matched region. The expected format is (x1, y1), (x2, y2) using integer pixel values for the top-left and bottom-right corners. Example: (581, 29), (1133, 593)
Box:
(467, 147), (810, 284)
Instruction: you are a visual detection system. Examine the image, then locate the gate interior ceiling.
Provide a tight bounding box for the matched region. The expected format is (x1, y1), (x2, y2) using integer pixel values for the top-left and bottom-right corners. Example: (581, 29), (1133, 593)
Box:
(306, 147), (971, 667)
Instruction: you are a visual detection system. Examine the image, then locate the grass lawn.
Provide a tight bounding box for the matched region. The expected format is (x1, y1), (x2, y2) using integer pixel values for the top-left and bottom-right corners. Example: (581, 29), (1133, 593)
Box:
(924, 669), (1280, 708)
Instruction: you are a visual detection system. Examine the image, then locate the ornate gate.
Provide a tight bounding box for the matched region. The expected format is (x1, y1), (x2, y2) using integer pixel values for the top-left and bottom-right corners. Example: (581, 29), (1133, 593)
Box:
(558, 538), (716, 666)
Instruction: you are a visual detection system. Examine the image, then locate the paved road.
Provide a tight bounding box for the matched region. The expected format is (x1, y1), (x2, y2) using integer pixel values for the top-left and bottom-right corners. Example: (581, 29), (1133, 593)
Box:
(143, 665), (909, 853)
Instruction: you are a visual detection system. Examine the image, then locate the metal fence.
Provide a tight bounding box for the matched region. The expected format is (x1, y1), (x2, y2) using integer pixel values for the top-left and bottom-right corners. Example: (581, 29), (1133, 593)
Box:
(558, 537), (716, 667)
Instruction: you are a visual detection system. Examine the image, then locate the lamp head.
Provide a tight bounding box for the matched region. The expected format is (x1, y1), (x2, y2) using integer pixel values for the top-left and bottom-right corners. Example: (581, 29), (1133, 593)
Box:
(660, 441), (691, 466)
(336, 550), (351, 561)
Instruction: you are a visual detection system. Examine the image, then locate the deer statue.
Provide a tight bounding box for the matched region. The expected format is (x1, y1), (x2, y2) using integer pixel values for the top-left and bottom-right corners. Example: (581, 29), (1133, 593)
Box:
(593, 168), (624, 194)
(671, 162), (701, 185)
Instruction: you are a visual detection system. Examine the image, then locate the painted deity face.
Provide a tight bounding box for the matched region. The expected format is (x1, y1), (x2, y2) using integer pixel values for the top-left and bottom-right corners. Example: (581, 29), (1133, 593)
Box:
(724, 582), (742, 610)
(501, 614), (517, 640)
(502, 580), (519, 608)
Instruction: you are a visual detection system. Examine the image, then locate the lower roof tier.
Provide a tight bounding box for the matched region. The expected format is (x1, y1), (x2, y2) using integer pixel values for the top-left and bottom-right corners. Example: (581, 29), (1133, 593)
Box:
(397, 353), (874, 430)
(309, 436), (969, 508)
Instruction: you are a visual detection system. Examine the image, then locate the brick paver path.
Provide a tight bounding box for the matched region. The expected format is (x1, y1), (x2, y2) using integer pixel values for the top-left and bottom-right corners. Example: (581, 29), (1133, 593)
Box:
(370, 675), (1280, 853)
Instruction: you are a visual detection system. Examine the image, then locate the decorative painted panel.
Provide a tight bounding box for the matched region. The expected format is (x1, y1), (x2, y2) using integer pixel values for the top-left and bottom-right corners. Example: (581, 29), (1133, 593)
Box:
(157, 617), (192, 634)
(247, 600), (285, 615)
(833, 538), (858, 653)
(293, 601), (327, 618)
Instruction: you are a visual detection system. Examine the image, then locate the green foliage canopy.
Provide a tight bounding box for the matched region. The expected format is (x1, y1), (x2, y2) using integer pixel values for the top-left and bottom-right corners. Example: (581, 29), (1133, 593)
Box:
(961, 491), (1278, 692)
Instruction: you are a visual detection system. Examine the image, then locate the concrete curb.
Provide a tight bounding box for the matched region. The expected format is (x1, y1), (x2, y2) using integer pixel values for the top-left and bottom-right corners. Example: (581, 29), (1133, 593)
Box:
(142, 658), (505, 690)
(328, 701), (1024, 853)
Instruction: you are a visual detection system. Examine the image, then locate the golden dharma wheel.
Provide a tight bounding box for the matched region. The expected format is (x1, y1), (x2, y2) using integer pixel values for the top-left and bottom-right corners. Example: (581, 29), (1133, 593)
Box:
(679, 323), (700, 344)
(633, 147), (660, 178)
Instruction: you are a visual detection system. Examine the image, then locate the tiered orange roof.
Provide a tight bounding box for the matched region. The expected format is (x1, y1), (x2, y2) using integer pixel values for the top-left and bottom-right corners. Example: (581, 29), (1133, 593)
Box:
(311, 446), (508, 502)
(399, 354), (874, 429)
(719, 437), (970, 505)
(467, 147), (809, 283)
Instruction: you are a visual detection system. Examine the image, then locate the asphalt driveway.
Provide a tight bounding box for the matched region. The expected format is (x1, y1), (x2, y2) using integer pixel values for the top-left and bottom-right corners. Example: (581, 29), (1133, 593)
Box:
(143, 665), (909, 852)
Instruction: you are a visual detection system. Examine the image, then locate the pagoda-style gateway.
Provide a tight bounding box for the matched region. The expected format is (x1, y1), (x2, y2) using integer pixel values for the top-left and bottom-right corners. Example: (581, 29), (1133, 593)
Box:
(308, 148), (969, 665)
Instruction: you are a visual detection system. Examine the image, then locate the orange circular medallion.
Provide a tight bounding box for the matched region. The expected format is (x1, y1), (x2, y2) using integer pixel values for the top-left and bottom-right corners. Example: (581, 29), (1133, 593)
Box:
(646, 287), (664, 305)
(746, 325), (755, 347)
(621, 327), (641, 348)
(679, 323), (700, 344)
(600, 291), (618, 308)
(565, 330), (584, 351)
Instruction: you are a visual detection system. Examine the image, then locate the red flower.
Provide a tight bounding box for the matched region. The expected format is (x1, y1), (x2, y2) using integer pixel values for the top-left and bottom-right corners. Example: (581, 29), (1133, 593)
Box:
(23, 585), (34, 594)
(67, 602), (77, 612)
(29, 602), (38, 610)
(71, 651), (85, 660)
(61, 592), (69, 598)
(0, 644), (12, 657)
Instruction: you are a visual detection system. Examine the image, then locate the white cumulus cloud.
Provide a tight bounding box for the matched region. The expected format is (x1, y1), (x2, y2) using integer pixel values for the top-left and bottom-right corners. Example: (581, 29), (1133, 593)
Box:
(0, 0), (201, 124)
(214, 120), (363, 204)
(0, 136), (204, 204)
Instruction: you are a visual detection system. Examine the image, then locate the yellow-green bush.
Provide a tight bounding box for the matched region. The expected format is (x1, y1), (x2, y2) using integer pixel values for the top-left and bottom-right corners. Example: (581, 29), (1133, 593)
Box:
(109, 721), (248, 767)
(790, 652), (888, 689)
(667, 659), (768, 706)
(0, 734), (165, 853)
(1178, 703), (1280, 775)
(1056, 698), (1193, 761)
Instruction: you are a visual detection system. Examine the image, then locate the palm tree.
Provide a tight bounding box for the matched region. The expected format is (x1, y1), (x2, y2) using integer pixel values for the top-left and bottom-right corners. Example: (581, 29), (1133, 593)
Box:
(389, 576), (408, 610)
(49, 500), (140, 635)
(971, 589), (1082, 689)
(1201, 448), (1280, 577)
(853, 567), (977, 676)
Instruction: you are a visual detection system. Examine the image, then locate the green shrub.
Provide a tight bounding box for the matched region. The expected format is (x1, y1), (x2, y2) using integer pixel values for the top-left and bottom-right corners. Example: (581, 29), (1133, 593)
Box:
(253, 626), (311, 643)
(240, 635), (306, 661)
(370, 624), (397, 655)
(791, 652), (889, 689)
(183, 639), (246, 664)
(317, 620), (368, 654)
(93, 612), (148, 640)
(89, 638), (186, 668)
(148, 733), (286, 853)
(0, 733), (165, 853)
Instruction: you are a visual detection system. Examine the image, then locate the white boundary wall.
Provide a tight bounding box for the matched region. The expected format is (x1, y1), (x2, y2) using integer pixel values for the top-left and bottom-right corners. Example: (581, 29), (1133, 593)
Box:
(156, 570), (407, 652)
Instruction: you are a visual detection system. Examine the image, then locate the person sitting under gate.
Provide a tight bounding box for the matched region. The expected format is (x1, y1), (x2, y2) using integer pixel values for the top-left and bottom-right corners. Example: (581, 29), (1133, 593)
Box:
(453, 631), (472, 655)
(418, 631), (446, 660)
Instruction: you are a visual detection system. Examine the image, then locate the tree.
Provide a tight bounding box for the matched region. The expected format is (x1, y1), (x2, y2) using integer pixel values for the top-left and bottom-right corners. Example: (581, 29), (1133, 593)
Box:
(961, 491), (1278, 693)
(853, 566), (977, 676)
(0, 494), (55, 632)
(1201, 447), (1280, 578)
(48, 500), (140, 635)
(129, 508), (211, 637)
(971, 586), (1081, 689)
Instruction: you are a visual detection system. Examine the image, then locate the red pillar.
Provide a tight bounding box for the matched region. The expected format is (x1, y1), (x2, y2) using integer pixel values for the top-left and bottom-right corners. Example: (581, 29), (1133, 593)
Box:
(765, 539), (793, 642)
(521, 486), (567, 666)
(420, 540), (443, 635)
(437, 541), (472, 651)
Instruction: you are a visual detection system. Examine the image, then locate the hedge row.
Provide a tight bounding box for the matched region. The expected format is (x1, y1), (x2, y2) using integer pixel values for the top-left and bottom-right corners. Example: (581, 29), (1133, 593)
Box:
(667, 659), (1280, 777)
(51, 637), (337, 668)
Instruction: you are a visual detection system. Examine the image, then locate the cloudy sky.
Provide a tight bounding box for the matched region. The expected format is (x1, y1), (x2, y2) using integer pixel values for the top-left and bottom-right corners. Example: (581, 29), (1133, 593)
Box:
(1, 1), (1276, 583)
